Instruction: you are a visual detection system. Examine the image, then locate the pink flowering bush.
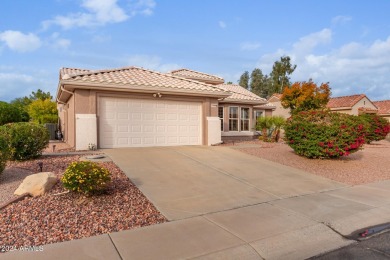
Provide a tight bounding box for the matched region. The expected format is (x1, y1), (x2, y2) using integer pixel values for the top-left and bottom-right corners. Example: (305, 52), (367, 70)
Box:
(284, 110), (368, 159)
(359, 114), (390, 143)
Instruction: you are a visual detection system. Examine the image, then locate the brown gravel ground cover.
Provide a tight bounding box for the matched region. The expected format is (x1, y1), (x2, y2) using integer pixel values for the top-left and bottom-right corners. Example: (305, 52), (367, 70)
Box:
(224, 139), (390, 185)
(0, 155), (166, 249)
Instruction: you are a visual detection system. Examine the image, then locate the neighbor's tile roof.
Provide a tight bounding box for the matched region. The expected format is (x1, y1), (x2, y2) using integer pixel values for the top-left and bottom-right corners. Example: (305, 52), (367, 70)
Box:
(217, 84), (267, 103)
(169, 68), (224, 82)
(270, 93), (283, 100)
(373, 100), (390, 115)
(59, 66), (228, 94)
(327, 94), (367, 108)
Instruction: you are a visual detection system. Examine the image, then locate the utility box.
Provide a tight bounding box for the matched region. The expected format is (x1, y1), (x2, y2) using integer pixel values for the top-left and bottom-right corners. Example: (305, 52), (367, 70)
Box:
(44, 123), (57, 140)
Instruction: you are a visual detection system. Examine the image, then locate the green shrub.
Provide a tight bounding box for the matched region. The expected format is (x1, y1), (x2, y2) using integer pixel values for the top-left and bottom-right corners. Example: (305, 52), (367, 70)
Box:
(0, 122), (49, 161)
(256, 116), (286, 142)
(61, 161), (111, 195)
(0, 101), (29, 125)
(359, 114), (390, 143)
(0, 134), (10, 174)
(284, 110), (368, 159)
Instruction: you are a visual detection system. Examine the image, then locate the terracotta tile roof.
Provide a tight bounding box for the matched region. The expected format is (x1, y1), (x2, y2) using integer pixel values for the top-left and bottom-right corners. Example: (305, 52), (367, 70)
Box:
(217, 84), (267, 104)
(169, 68), (224, 83)
(270, 93), (283, 100)
(373, 100), (390, 115)
(59, 66), (229, 95)
(327, 94), (367, 109)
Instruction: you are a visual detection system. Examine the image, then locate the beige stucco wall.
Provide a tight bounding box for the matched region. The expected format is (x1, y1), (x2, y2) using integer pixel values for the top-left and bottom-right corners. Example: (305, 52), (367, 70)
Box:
(66, 95), (75, 147)
(269, 100), (290, 118)
(352, 97), (377, 115)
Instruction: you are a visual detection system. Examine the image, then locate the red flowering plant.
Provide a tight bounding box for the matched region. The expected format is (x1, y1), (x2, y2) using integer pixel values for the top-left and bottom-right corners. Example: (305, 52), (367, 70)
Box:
(284, 110), (369, 159)
(359, 114), (390, 143)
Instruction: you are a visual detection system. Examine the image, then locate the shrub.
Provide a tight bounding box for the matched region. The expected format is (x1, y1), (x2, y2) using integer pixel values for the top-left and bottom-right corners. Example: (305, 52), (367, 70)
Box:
(61, 161), (111, 195)
(0, 101), (29, 125)
(0, 122), (49, 160)
(284, 110), (368, 159)
(359, 114), (390, 143)
(0, 134), (10, 174)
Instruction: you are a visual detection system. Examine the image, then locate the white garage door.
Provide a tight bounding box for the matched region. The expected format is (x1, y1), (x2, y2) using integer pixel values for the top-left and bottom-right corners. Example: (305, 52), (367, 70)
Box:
(99, 97), (202, 148)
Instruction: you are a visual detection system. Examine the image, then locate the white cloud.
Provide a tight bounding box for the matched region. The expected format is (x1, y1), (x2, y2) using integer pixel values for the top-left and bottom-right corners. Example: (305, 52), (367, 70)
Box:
(257, 29), (390, 100)
(42, 0), (156, 30)
(0, 72), (35, 101)
(48, 32), (71, 49)
(0, 30), (42, 52)
(240, 42), (261, 51)
(332, 15), (352, 25)
(218, 21), (227, 29)
(127, 55), (180, 72)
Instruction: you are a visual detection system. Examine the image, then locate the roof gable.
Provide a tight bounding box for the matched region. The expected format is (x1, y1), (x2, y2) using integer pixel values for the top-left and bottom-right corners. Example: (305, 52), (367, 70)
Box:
(169, 68), (224, 84)
(327, 94), (368, 109)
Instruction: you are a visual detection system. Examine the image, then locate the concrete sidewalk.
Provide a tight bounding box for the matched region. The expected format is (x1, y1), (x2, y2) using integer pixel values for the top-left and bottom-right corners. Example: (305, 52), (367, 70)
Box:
(4, 146), (390, 259)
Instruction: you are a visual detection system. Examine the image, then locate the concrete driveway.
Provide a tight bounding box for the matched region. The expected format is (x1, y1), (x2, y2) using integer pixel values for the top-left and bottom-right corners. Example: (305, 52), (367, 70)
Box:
(105, 145), (345, 220)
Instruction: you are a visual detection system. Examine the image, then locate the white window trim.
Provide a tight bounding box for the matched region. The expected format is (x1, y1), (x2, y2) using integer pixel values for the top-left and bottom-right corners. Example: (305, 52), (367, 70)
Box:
(228, 106), (239, 131)
(240, 107), (250, 132)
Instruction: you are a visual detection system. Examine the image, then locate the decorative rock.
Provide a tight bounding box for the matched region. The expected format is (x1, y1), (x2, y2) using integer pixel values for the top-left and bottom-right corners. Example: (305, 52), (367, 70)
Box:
(14, 172), (57, 197)
(85, 155), (105, 159)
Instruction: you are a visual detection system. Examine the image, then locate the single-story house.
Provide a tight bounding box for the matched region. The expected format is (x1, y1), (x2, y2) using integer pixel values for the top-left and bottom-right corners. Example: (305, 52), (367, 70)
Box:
(56, 66), (272, 150)
(373, 100), (390, 122)
(326, 94), (378, 115)
(267, 93), (290, 118)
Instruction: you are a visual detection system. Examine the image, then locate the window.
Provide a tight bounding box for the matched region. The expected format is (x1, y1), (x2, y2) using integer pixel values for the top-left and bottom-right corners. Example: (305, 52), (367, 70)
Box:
(229, 107), (238, 131)
(254, 110), (263, 128)
(218, 106), (224, 131)
(241, 108), (250, 131)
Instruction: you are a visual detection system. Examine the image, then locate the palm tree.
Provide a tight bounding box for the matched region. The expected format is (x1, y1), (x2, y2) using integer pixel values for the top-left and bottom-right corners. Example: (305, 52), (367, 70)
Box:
(271, 116), (286, 142)
(256, 116), (273, 141)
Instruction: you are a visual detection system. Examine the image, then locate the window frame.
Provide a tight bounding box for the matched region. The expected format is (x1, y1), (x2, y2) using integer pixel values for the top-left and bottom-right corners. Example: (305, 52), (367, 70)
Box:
(218, 106), (224, 131)
(240, 107), (250, 131)
(228, 106), (239, 131)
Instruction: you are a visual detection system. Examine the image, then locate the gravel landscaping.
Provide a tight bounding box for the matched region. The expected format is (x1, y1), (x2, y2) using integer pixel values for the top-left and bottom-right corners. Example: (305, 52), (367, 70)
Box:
(226, 139), (390, 185)
(0, 155), (166, 249)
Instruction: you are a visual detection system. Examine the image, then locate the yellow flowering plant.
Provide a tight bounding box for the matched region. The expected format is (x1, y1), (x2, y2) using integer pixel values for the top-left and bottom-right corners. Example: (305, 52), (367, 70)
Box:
(61, 161), (111, 195)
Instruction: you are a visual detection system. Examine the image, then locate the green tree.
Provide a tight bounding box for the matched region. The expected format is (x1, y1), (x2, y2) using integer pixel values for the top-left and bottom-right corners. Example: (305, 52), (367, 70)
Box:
(28, 99), (58, 124)
(238, 71), (250, 89)
(281, 81), (331, 114)
(250, 68), (264, 97)
(269, 56), (297, 95)
(29, 89), (53, 101)
(0, 101), (29, 125)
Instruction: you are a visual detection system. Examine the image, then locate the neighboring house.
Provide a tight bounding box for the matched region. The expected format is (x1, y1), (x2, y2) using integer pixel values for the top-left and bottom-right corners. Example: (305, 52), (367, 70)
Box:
(326, 94), (378, 115)
(56, 66), (272, 150)
(268, 93), (290, 118)
(373, 100), (390, 122)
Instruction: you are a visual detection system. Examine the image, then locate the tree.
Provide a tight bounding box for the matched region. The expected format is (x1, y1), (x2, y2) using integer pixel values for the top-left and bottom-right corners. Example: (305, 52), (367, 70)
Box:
(29, 89), (53, 101)
(238, 71), (250, 89)
(0, 101), (29, 125)
(226, 81), (233, 84)
(28, 99), (58, 124)
(281, 81), (331, 114)
(269, 56), (297, 95)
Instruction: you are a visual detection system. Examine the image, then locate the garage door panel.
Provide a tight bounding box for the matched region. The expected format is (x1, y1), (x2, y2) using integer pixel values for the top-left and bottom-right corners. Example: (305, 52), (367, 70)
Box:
(99, 97), (202, 148)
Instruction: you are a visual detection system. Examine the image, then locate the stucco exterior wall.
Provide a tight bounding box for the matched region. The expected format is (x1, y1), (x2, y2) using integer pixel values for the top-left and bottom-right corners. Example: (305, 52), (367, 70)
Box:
(269, 100), (290, 118)
(352, 97), (377, 115)
(66, 95), (75, 147)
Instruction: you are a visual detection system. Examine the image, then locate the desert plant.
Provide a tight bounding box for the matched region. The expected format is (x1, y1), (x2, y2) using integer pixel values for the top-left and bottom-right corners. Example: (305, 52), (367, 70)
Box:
(271, 116), (286, 142)
(359, 114), (390, 143)
(284, 110), (368, 159)
(256, 116), (274, 141)
(0, 134), (10, 174)
(61, 161), (111, 195)
(0, 122), (49, 160)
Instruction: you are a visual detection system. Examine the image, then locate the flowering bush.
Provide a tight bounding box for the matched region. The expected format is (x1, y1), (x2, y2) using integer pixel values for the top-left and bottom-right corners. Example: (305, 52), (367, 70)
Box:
(359, 114), (390, 143)
(61, 161), (111, 195)
(284, 110), (368, 159)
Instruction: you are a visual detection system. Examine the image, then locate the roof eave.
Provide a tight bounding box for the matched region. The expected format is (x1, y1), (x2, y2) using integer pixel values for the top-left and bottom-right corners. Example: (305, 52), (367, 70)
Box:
(219, 98), (267, 105)
(60, 80), (231, 99)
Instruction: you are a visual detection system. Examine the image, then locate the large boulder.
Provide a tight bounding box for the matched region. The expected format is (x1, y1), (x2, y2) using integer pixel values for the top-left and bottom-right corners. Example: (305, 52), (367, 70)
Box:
(14, 172), (57, 197)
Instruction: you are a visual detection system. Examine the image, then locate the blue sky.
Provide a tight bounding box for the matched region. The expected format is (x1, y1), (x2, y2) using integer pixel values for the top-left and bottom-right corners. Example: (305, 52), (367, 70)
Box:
(1, 0), (390, 101)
